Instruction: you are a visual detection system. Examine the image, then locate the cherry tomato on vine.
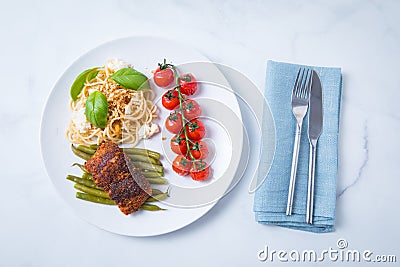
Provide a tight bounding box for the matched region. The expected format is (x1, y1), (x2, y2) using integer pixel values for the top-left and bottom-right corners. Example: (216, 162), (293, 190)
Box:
(171, 134), (188, 155)
(182, 99), (202, 120)
(185, 119), (205, 141)
(172, 155), (192, 176)
(162, 89), (180, 110)
(190, 161), (210, 181)
(188, 141), (209, 160)
(165, 111), (183, 134)
(179, 73), (198, 95)
(154, 60), (174, 88)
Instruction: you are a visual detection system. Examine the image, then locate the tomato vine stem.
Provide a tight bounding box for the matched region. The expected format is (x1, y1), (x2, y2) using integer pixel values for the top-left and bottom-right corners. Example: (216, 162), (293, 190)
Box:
(170, 65), (195, 162)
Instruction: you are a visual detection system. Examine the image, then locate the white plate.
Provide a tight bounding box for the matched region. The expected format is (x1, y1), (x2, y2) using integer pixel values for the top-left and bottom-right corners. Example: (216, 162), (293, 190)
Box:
(40, 36), (243, 236)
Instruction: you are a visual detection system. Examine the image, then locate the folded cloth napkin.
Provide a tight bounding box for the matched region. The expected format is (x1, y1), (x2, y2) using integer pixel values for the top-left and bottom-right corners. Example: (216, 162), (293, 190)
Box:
(254, 60), (342, 233)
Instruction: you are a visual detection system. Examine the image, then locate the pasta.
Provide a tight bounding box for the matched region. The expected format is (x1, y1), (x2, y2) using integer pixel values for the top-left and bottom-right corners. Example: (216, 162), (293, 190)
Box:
(66, 63), (158, 146)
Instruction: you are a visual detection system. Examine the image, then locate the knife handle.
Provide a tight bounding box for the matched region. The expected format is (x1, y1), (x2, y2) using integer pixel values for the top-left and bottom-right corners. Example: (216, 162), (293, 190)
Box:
(306, 143), (317, 224)
(286, 122), (302, 215)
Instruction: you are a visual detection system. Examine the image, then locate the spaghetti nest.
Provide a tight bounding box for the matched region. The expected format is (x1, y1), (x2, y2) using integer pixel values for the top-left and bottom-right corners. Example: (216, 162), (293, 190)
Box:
(66, 66), (158, 146)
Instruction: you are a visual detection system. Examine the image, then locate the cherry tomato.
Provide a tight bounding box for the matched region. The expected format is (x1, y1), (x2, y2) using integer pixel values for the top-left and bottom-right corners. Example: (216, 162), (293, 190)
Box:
(162, 89), (180, 110)
(188, 141), (209, 160)
(170, 134), (188, 155)
(182, 99), (202, 120)
(185, 119), (205, 141)
(179, 73), (198, 95)
(154, 67), (174, 88)
(190, 161), (210, 181)
(165, 111), (183, 134)
(172, 155), (192, 176)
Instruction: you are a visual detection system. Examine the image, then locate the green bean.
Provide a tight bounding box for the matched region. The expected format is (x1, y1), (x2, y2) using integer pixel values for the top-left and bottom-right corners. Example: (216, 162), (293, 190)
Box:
(76, 192), (115, 205)
(66, 175), (101, 189)
(140, 203), (166, 211)
(74, 183), (109, 199)
(147, 193), (168, 202)
(154, 159), (162, 166)
(128, 154), (162, 165)
(146, 177), (167, 184)
(124, 148), (160, 160)
(82, 172), (93, 180)
(133, 162), (163, 173)
(71, 163), (89, 173)
(151, 188), (164, 195)
(76, 145), (96, 155)
(89, 144), (99, 150)
(71, 163), (93, 180)
(71, 145), (91, 161)
(142, 171), (163, 178)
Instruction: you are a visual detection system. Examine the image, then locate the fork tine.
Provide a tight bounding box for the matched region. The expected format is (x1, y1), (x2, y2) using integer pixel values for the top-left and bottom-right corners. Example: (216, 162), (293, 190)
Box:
(304, 69), (312, 99)
(292, 68), (302, 96)
(300, 69), (309, 98)
(307, 70), (313, 99)
(299, 69), (305, 98)
(301, 69), (312, 99)
(295, 68), (305, 97)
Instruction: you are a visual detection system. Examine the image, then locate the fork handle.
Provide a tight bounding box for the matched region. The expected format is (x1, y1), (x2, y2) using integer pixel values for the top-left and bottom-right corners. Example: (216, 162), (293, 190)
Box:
(306, 143), (317, 224)
(286, 122), (302, 215)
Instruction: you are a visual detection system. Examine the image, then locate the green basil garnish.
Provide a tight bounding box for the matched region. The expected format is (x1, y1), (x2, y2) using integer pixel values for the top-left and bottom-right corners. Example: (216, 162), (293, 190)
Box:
(70, 68), (99, 101)
(110, 68), (150, 90)
(85, 91), (108, 129)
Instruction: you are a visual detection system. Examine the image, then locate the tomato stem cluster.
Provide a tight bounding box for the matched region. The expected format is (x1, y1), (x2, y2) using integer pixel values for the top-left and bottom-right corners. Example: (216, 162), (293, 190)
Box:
(158, 58), (174, 70)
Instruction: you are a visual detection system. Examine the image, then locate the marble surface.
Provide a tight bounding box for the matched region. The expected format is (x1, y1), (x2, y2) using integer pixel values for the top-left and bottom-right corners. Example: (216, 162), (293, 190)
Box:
(1, 0), (399, 266)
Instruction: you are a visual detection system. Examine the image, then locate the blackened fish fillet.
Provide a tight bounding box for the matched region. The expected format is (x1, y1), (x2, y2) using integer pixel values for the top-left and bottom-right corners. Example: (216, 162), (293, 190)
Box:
(85, 142), (152, 215)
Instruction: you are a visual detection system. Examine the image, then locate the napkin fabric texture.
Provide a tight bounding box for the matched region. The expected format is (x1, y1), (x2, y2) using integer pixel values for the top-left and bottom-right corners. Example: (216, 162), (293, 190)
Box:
(254, 60), (342, 233)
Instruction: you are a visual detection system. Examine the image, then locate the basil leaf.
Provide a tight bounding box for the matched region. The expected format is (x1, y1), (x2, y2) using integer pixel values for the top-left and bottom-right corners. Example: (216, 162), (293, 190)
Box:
(110, 68), (150, 90)
(85, 91), (108, 129)
(70, 67), (99, 101)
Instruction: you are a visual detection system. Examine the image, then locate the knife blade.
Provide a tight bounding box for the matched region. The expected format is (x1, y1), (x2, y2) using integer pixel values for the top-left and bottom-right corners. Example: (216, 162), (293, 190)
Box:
(308, 71), (323, 142)
(306, 70), (323, 224)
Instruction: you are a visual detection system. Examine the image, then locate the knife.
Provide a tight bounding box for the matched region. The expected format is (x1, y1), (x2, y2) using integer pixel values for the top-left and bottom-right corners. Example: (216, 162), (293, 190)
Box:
(306, 70), (323, 224)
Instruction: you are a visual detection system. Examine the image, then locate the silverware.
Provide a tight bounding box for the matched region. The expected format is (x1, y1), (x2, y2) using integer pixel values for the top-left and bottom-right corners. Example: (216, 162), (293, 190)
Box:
(286, 68), (312, 216)
(306, 70), (323, 224)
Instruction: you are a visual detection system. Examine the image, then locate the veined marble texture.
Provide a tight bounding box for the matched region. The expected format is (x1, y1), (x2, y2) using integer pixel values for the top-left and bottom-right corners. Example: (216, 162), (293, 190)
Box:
(0, 0), (399, 266)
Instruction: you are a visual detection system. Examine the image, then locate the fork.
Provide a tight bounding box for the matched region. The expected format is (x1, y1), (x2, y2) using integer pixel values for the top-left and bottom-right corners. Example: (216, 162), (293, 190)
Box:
(286, 68), (312, 216)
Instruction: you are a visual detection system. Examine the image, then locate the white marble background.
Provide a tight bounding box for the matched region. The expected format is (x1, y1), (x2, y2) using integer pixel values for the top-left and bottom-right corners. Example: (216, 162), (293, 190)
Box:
(1, 0), (399, 266)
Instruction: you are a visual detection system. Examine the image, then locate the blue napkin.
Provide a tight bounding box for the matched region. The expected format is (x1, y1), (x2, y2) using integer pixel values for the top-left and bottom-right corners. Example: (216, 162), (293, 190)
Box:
(253, 60), (342, 233)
